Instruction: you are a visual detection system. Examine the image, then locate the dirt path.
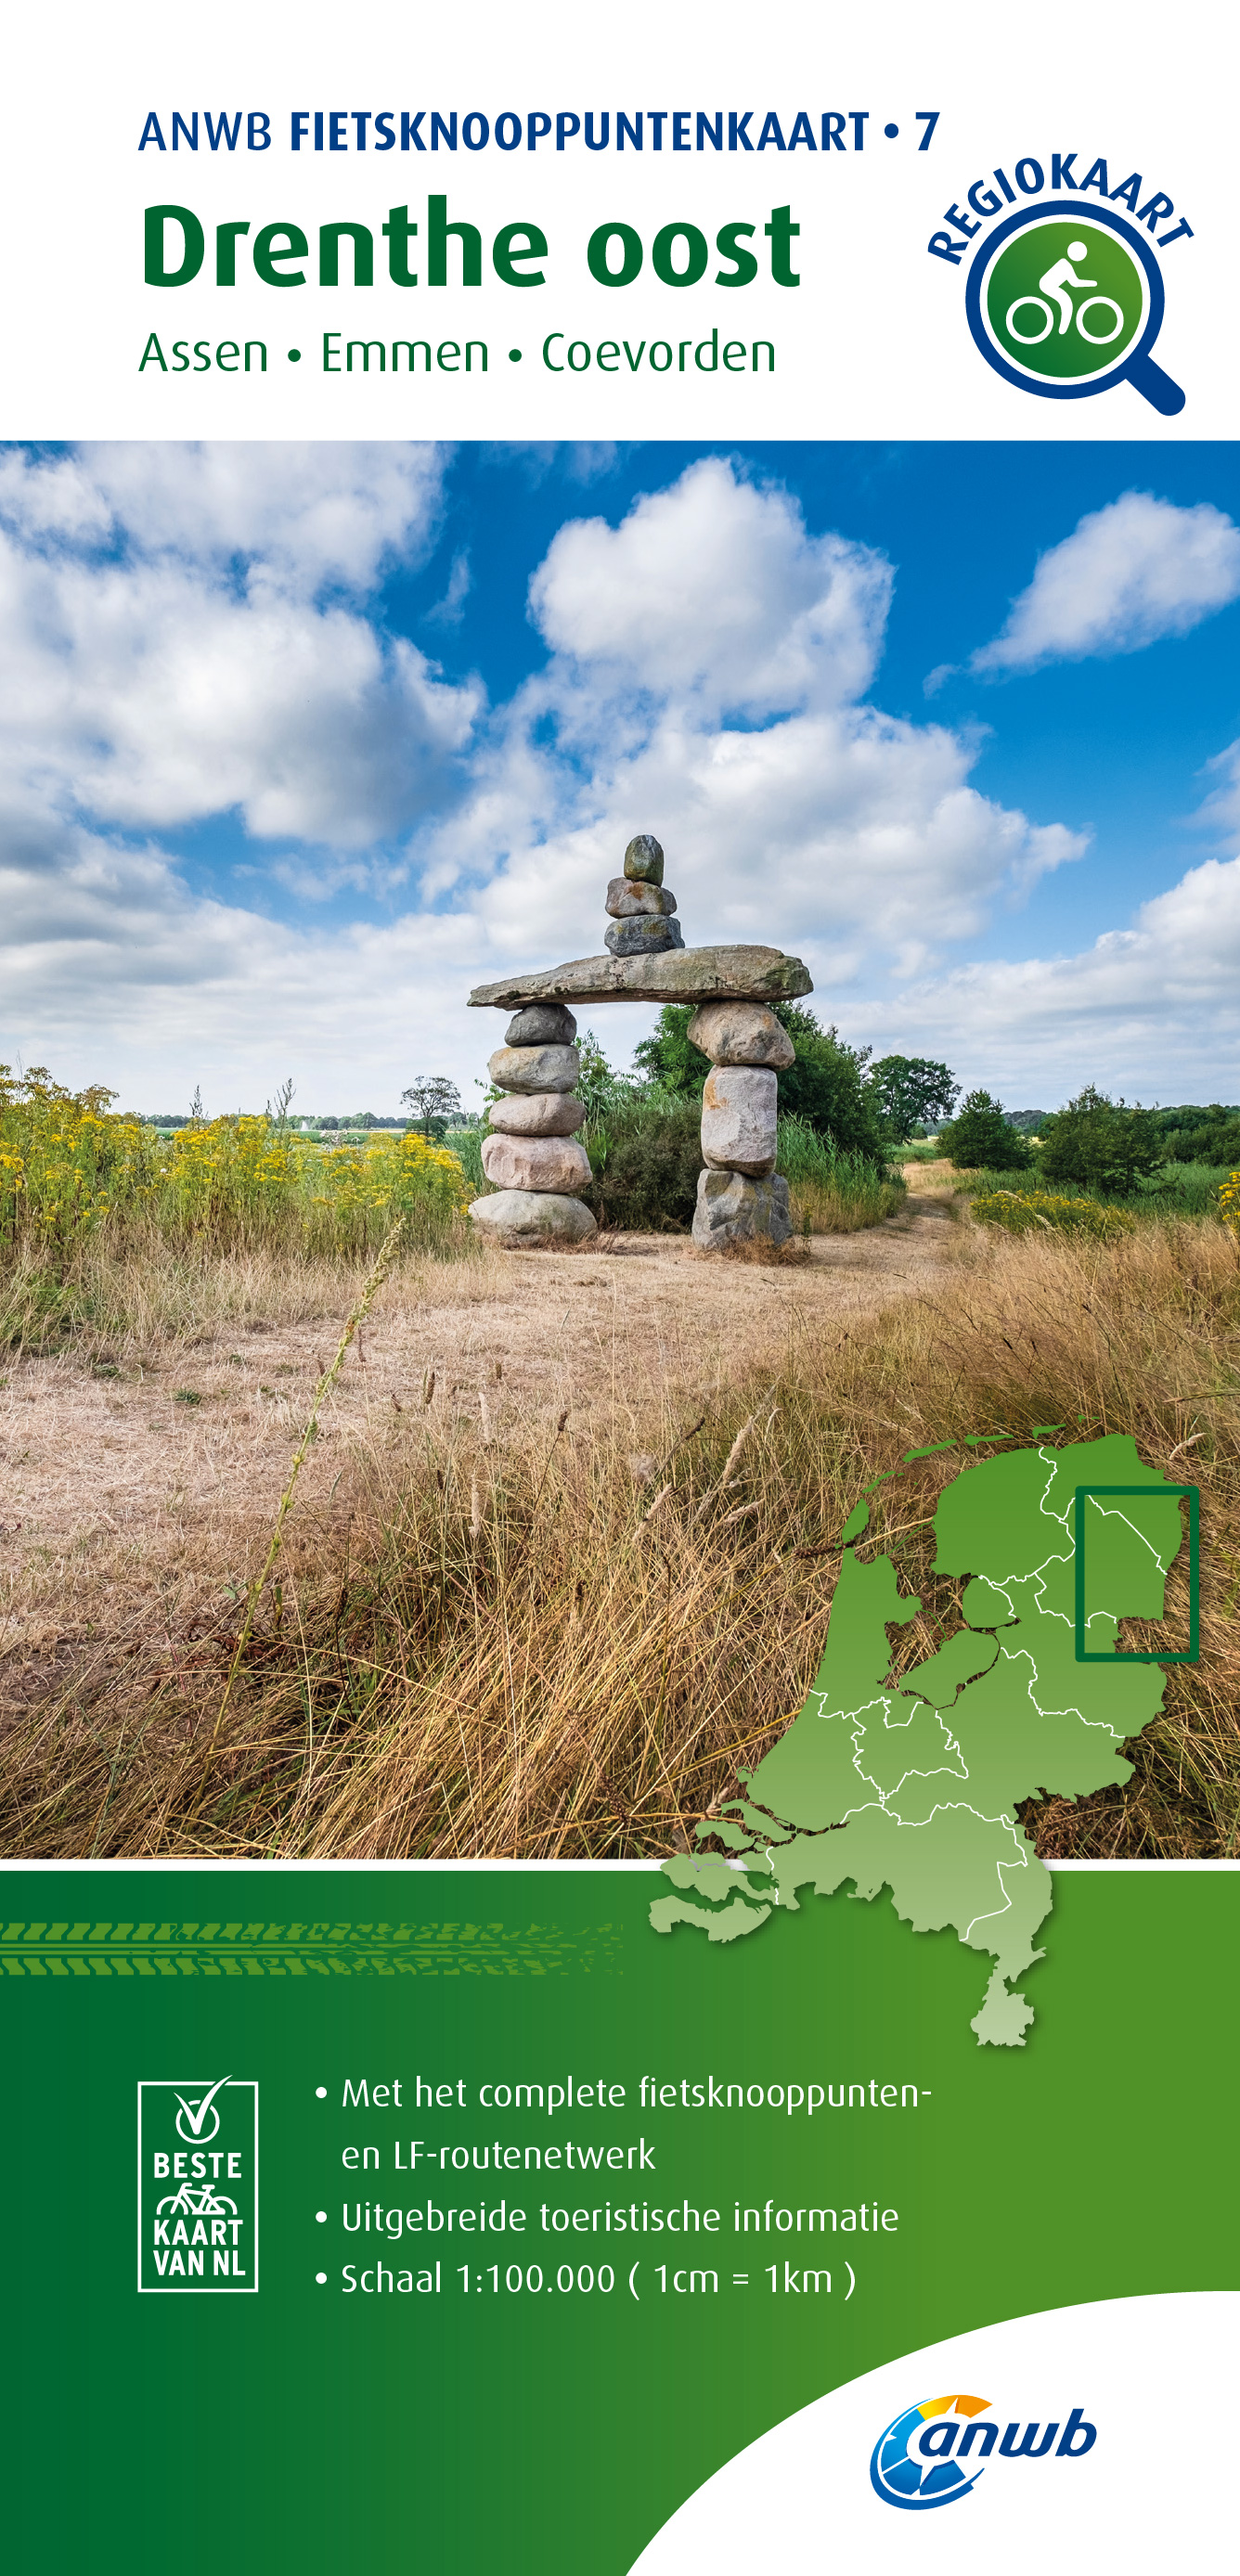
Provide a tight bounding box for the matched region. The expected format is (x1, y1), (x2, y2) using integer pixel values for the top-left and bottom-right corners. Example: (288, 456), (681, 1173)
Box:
(0, 1179), (962, 1711)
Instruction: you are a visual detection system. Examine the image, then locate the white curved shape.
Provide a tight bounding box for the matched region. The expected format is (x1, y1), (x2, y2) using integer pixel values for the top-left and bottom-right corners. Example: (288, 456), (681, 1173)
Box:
(627, 2291), (1235, 2570)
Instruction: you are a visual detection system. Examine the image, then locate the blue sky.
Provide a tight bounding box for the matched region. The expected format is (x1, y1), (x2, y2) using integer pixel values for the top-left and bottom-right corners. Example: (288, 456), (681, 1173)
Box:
(1, 437), (1238, 1113)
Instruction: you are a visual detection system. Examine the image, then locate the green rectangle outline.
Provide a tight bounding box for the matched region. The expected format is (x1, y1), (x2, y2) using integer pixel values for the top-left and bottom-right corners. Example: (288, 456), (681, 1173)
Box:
(1073, 1484), (1199, 1664)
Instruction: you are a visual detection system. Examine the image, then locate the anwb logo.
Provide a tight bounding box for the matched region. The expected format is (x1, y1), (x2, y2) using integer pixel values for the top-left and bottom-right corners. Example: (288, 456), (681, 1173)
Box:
(870, 2391), (1096, 2509)
(136, 2078), (259, 2294)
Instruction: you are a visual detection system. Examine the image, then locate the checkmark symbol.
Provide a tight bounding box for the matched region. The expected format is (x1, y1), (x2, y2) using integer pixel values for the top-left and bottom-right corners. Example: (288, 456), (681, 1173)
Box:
(174, 2075), (232, 2136)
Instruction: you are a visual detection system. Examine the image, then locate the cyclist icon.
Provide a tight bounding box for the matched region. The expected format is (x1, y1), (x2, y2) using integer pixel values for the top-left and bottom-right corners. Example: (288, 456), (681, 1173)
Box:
(1040, 240), (1095, 331)
(1005, 239), (1126, 348)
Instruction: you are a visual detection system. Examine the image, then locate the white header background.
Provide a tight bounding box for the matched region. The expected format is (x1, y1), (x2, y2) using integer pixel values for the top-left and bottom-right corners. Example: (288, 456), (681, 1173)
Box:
(0, 0), (1229, 438)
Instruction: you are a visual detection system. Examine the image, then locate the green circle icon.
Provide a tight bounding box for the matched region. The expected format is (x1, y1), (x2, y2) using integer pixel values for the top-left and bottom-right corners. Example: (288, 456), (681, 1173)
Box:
(983, 217), (1147, 383)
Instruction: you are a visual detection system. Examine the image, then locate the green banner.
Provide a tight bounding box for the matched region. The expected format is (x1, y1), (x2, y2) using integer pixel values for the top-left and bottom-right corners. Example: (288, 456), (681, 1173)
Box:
(2, 1861), (1235, 2571)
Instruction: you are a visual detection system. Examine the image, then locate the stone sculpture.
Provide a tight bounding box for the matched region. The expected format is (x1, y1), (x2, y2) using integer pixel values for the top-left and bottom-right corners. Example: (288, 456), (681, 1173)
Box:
(467, 836), (812, 1251)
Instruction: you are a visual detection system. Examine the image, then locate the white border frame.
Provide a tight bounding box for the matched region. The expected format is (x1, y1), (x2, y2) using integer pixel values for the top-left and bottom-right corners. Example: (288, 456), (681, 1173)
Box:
(136, 2078), (259, 2295)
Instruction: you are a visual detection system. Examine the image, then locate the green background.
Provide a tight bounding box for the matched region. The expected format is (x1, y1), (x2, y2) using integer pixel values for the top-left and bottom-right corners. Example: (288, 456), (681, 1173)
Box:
(2, 1866), (1235, 2572)
(986, 222), (1143, 379)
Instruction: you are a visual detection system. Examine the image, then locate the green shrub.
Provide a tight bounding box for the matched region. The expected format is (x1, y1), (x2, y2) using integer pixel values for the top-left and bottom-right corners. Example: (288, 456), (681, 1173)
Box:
(580, 1100), (907, 1235)
(1151, 1104), (1240, 1163)
(938, 1089), (1033, 1172)
(585, 1092), (704, 1230)
(1166, 1119), (1240, 1165)
(971, 1189), (1136, 1241)
(1039, 1087), (1163, 1193)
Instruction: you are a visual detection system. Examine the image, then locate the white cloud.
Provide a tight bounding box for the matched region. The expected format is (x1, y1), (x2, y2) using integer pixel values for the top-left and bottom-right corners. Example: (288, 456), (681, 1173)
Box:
(854, 856), (1240, 1101)
(420, 460), (1083, 984)
(1192, 739), (1240, 840)
(528, 454), (892, 716)
(425, 548), (472, 626)
(0, 821), (486, 1112)
(968, 491), (1240, 676)
(450, 705), (1083, 981)
(85, 441), (446, 592)
(0, 443), (478, 846)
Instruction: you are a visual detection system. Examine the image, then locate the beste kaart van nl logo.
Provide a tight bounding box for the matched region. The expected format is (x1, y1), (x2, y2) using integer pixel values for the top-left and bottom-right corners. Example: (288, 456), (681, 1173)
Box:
(928, 154), (1189, 416)
(870, 2390), (1097, 2510)
(136, 2078), (259, 2292)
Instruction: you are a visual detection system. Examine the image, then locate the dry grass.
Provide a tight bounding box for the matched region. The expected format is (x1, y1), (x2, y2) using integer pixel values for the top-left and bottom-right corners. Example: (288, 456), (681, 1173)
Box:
(1, 1208), (1238, 1861)
(0, 1224), (482, 1357)
(691, 1236), (813, 1268)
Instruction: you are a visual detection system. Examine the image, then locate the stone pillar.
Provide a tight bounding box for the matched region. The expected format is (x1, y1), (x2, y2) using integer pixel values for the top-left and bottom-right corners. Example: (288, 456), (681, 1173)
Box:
(688, 1002), (795, 1250)
(470, 1004), (598, 1246)
(605, 835), (685, 959)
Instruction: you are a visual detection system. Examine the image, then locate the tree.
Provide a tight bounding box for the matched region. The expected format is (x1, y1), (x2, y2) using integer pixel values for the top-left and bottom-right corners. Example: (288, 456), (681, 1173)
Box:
(1152, 1103), (1240, 1166)
(869, 1055), (960, 1142)
(574, 1028), (621, 1123)
(771, 1007), (889, 1161)
(1039, 1088), (1164, 1194)
(631, 1005), (704, 1099)
(938, 1089), (1032, 1171)
(401, 1075), (462, 1140)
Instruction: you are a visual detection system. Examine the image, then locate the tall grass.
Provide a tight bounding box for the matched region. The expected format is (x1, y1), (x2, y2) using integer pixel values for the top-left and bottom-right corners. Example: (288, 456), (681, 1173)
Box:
(776, 1114), (906, 1232)
(444, 1126), (486, 1192)
(6, 1217), (1234, 1861)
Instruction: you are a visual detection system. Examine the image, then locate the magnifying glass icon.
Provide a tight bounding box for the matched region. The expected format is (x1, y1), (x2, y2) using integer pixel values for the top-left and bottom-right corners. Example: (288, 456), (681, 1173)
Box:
(964, 199), (1185, 416)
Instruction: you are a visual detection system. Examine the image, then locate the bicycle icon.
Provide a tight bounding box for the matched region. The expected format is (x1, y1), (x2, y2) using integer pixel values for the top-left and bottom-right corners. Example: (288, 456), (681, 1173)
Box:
(1005, 238), (1126, 348)
(157, 2179), (239, 2220)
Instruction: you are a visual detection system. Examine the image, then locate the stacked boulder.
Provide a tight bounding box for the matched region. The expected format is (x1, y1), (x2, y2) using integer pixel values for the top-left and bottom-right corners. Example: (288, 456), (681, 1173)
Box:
(471, 1003), (598, 1246)
(689, 1001), (795, 1251)
(605, 835), (685, 958)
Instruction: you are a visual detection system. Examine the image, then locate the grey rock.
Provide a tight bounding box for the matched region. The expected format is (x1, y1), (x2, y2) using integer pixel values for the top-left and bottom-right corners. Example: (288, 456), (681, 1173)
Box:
(701, 1066), (779, 1175)
(688, 1000), (795, 1069)
(469, 946), (813, 1010)
(624, 833), (665, 884)
(605, 877), (678, 920)
(604, 918), (686, 958)
(470, 1190), (598, 1245)
(487, 1091), (586, 1138)
(487, 1043), (580, 1094)
(505, 1003), (577, 1047)
(481, 1132), (593, 1192)
(691, 1169), (793, 1250)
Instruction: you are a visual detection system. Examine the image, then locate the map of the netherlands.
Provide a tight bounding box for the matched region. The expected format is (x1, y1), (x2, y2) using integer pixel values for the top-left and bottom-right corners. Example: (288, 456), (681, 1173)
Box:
(652, 1435), (1187, 2044)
